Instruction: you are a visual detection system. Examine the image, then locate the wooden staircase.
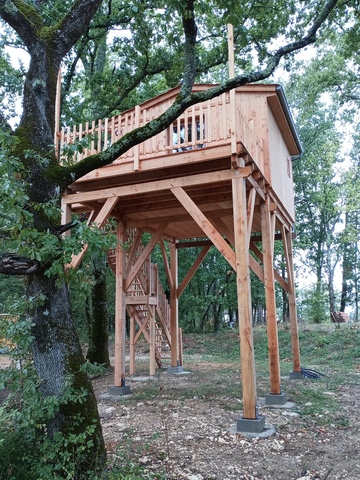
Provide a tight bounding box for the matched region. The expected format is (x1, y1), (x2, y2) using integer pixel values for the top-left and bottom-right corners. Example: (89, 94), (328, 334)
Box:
(107, 231), (179, 374)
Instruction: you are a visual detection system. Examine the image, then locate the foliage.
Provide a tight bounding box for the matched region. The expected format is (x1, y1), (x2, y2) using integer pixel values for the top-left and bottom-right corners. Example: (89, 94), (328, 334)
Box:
(296, 283), (330, 323)
(0, 319), (103, 480)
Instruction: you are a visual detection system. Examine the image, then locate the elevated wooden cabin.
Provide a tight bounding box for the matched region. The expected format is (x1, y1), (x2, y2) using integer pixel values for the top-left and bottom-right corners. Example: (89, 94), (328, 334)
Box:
(61, 82), (302, 428)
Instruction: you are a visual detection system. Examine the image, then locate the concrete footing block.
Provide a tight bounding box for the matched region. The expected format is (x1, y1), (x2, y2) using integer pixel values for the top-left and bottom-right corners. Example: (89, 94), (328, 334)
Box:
(265, 392), (287, 406)
(236, 415), (265, 433)
(289, 371), (304, 380)
(108, 385), (131, 396)
(167, 365), (184, 374)
(229, 420), (276, 438)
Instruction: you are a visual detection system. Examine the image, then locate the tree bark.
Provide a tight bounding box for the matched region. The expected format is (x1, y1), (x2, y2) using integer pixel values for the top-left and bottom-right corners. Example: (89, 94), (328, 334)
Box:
(28, 273), (105, 474)
(87, 259), (111, 367)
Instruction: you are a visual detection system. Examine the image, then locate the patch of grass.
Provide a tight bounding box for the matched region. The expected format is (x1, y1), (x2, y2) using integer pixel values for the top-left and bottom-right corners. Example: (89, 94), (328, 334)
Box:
(183, 329), (240, 360)
(181, 324), (360, 425)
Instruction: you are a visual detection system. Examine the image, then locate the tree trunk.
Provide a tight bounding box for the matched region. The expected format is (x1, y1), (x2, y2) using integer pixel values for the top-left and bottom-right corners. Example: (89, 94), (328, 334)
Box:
(28, 273), (106, 475)
(87, 259), (111, 367)
(13, 34), (107, 474)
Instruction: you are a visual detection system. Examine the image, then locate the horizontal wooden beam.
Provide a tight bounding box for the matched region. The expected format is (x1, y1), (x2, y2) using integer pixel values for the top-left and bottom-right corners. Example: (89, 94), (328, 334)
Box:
(73, 142), (240, 184)
(250, 232), (296, 242)
(63, 167), (251, 205)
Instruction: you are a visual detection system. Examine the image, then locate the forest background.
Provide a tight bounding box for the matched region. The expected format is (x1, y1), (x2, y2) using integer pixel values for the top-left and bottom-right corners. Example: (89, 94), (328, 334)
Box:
(0, 0), (359, 478)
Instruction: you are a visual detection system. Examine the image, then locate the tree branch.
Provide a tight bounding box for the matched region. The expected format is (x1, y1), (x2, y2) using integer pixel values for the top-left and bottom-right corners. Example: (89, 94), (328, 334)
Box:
(0, 0), (42, 49)
(55, 0), (339, 184)
(178, 0), (197, 99)
(0, 253), (40, 275)
(54, 0), (104, 60)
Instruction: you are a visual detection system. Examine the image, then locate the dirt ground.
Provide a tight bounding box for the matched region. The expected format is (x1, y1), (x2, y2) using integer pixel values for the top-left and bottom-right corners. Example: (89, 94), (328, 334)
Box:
(92, 353), (360, 480)
(1, 351), (359, 479)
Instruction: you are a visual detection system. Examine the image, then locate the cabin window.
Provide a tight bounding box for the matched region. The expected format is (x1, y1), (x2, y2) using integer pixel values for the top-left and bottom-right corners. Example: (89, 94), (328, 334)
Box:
(287, 156), (292, 178)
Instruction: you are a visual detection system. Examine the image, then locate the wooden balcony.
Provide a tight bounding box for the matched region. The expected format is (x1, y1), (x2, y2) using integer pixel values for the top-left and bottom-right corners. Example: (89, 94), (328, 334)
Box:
(61, 83), (301, 243)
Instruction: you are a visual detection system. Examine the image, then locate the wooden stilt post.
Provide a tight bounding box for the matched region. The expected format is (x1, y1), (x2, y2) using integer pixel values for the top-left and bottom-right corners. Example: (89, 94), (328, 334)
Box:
(110, 221), (130, 395)
(285, 230), (301, 375)
(178, 327), (183, 367)
(61, 193), (72, 238)
(261, 198), (282, 397)
(227, 24), (238, 163)
(168, 239), (182, 373)
(129, 315), (135, 375)
(232, 177), (258, 420)
(149, 306), (156, 376)
(54, 68), (61, 159)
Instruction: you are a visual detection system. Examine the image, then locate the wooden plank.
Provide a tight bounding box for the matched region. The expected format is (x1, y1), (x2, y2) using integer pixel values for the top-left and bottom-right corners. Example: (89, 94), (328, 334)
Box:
(129, 316), (135, 375)
(246, 174), (266, 201)
(232, 176), (257, 419)
(125, 207), (234, 228)
(160, 239), (174, 292)
(228, 24), (237, 155)
(211, 217), (235, 245)
(64, 167), (252, 205)
(73, 142), (237, 183)
(156, 304), (172, 346)
(246, 187), (256, 247)
(171, 187), (236, 269)
(149, 306), (156, 375)
(283, 227), (301, 372)
(261, 199), (281, 395)
(249, 241), (288, 292)
(178, 245), (211, 298)
(170, 240), (179, 367)
(249, 255), (264, 283)
(125, 223), (168, 290)
(114, 222), (127, 387)
(54, 68), (61, 158)
(281, 224), (293, 289)
(125, 228), (143, 278)
(61, 193), (72, 238)
(67, 196), (119, 269)
(133, 308), (150, 343)
(134, 105), (140, 171)
(178, 327), (183, 367)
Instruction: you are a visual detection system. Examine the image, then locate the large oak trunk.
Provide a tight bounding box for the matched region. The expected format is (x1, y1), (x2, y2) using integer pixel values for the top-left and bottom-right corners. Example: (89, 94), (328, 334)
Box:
(28, 272), (106, 474)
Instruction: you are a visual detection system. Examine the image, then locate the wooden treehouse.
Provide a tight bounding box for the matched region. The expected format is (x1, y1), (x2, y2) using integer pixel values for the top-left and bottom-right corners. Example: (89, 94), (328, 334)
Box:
(60, 81), (302, 433)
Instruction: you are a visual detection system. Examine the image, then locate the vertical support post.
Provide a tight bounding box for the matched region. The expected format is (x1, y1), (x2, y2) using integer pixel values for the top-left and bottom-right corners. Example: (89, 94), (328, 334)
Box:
(54, 68), (61, 158)
(168, 239), (183, 373)
(149, 306), (156, 376)
(178, 327), (183, 367)
(109, 221), (131, 396)
(227, 24), (238, 160)
(232, 177), (258, 420)
(286, 230), (302, 375)
(129, 315), (135, 375)
(134, 105), (140, 172)
(261, 198), (282, 397)
(61, 193), (72, 238)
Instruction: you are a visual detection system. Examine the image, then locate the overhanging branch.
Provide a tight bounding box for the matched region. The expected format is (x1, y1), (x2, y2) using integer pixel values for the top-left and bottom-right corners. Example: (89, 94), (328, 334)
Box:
(59, 0), (339, 184)
(0, 254), (40, 275)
